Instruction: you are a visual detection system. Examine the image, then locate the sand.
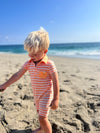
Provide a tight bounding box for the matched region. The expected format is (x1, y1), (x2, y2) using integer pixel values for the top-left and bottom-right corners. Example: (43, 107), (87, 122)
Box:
(0, 53), (100, 133)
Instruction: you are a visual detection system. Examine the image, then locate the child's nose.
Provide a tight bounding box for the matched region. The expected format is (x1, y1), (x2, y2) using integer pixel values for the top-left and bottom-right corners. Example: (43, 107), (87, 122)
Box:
(29, 53), (33, 56)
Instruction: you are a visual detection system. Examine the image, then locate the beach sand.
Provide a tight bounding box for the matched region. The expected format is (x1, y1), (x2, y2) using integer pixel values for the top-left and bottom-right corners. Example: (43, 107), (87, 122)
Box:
(0, 53), (100, 133)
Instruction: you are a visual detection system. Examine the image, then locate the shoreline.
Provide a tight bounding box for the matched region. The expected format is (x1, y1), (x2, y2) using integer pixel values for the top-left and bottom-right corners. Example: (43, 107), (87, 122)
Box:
(1, 52), (100, 61)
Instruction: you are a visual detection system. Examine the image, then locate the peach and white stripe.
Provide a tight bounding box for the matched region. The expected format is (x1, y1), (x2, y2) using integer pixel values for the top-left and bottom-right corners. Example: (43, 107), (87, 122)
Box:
(23, 56), (57, 116)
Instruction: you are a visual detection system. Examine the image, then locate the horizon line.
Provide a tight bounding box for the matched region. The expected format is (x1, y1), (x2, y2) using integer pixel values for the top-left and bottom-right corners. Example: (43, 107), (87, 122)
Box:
(0, 41), (100, 45)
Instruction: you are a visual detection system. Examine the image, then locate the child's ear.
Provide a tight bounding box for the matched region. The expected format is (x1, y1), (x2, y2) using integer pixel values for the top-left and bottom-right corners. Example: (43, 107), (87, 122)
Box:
(44, 49), (48, 54)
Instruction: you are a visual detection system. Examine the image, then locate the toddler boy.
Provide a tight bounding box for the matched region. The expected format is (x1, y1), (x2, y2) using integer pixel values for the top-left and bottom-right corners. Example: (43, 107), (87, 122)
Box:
(0, 28), (59, 133)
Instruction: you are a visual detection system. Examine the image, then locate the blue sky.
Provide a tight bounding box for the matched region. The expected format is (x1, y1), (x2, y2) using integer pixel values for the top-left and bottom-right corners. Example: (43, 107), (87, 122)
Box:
(0, 0), (100, 44)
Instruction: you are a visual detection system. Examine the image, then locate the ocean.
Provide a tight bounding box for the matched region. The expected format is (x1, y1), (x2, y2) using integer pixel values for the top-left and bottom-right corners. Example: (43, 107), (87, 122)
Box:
(0, 42), (100, 59)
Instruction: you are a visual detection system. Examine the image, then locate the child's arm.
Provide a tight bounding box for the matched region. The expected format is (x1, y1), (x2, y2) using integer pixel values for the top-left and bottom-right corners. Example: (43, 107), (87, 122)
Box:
(50, 71), (59, 110)
(0, 67), (27, 92)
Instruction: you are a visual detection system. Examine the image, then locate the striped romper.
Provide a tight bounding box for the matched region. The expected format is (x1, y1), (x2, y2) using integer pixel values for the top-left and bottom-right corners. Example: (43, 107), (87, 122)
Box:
(23, 55), (57, 117)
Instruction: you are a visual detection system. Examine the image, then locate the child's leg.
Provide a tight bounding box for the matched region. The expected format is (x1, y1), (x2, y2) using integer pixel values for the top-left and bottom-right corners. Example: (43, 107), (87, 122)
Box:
(37, 93), (52, 133)
(32, 116), (52, 133)
(39, 115), (52, 133)
(33, 93), (52, 133)
(32, 110), (43, 133)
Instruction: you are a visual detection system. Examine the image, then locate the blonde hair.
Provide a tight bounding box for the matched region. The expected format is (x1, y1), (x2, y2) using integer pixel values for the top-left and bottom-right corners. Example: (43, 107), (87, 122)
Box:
(24, 27), (50, 53)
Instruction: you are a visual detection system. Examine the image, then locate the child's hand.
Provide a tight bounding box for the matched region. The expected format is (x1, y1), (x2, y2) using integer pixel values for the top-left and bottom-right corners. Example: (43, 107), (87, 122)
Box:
(50, 99), (59, 110)
(0, 85), (6, 92)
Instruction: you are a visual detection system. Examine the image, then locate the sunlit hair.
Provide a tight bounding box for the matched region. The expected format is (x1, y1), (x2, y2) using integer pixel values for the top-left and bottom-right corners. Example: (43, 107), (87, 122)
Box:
(24, 27), (50, 53)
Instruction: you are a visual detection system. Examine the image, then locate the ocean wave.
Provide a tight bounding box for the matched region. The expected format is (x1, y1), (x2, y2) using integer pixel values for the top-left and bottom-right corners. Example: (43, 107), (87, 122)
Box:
(48, 50), (100, 56)
(47, 49), (100, 59)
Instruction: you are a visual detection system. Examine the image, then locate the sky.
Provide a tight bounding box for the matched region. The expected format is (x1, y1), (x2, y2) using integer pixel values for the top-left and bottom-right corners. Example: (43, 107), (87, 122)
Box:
(0, 0), (100, 44)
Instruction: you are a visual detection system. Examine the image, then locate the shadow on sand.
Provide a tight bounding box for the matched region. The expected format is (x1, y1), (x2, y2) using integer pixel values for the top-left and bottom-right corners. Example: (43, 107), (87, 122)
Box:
(9, 129), (32, 133)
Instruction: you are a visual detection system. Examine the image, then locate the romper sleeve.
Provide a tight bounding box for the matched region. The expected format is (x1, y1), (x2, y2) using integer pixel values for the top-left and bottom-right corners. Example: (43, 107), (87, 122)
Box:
(48, 60), (57, 74)
(22, 61), (29, 70)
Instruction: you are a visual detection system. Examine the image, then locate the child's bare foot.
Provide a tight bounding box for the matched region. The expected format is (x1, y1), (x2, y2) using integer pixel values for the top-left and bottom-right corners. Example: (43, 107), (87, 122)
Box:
(32, 127), (43, 133)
